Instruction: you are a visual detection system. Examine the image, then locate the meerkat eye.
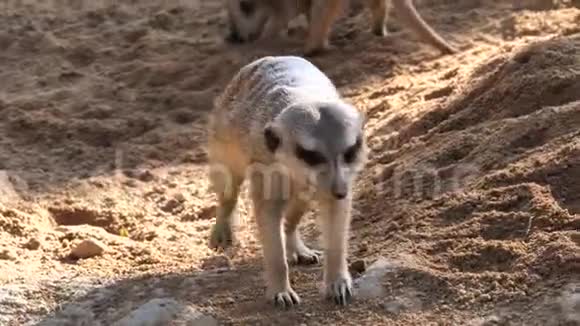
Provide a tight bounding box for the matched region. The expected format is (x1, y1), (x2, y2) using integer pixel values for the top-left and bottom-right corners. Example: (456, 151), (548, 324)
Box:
(344, 136), (362, 164)
(239, 0), (255, 16)
(295, 145), (326, 166)
(264, 126), (280, 152)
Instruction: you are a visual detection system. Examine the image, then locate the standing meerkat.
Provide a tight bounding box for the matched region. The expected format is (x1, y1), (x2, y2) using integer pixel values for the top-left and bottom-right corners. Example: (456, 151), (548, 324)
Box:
(224, 0), (458, 56)
(207, 56), (368, 308)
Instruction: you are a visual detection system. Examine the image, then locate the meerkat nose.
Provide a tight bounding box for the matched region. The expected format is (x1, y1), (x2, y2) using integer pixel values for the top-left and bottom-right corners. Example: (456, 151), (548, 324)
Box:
(225, 29), (244, 43)
(332, 189), (347, 200)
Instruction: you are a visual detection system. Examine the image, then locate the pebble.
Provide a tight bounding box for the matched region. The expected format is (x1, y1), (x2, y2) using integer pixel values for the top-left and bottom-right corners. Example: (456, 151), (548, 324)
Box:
(0, 249), (17, 261)
(224, 297), (235, 305)
(162, 198), (182, 213)
(24, 238), (41, 250)
(138, 170), (155, 182)
(349, 259), (367, 276)
(70, 238), (107, 259)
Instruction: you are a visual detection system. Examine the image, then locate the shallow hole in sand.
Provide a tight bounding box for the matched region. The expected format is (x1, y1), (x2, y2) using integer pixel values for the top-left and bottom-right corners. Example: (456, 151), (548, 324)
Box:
(48, 206), (121, 235)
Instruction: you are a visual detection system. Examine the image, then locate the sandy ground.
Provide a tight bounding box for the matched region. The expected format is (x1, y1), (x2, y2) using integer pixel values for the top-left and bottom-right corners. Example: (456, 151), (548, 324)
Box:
(1, 0), (580, 325)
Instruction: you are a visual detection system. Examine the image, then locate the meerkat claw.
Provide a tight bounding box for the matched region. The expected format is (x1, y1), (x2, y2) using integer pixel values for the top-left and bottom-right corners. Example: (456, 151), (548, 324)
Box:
(294, 248), (322, 265)
(209, 223), (234, 250)
(326, 276), (353, 306)
(273, 289), (301, 309)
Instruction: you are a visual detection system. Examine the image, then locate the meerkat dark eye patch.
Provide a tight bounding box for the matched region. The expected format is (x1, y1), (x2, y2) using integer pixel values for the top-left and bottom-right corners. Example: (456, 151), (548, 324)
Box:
(264, 127), (280, 153)
(343, 135), (362, 164)
(239, 0), (255, 16)
(295, 145), (326, 166)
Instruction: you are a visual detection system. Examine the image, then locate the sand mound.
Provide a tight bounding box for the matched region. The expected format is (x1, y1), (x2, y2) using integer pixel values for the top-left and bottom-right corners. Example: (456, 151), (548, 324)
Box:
(353, 34), (580, 324)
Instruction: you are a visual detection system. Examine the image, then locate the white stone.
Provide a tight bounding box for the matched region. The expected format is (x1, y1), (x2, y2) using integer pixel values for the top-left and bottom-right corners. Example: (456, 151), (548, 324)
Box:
(71, 238), (107, 259)
(353, 257), (396, 299)
(112, 298), (218, 326)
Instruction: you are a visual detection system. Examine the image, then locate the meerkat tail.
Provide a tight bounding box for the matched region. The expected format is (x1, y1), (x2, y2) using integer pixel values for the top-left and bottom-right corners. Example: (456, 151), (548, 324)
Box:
(391, 0), (457, 54)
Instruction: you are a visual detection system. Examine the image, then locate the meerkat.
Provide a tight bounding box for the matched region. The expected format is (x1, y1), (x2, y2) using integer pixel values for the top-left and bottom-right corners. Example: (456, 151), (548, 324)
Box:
(207, 55), (368, 308)
(224, 0), (458, 56)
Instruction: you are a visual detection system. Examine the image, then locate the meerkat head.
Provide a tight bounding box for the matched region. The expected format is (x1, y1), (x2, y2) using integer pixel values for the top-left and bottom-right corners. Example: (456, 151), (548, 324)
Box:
(224, 0), (269, 43)
(263, 102), (368, 200)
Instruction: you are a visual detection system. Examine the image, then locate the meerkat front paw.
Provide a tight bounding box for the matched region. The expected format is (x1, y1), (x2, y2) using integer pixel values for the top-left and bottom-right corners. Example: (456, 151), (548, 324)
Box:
(209, 223), (234, 250)
(325, 273), (353, 306)
(270, 287), (301, 309)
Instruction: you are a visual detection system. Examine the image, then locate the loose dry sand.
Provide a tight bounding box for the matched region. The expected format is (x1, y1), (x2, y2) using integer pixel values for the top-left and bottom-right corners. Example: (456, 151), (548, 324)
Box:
(1, 0), (579, 325)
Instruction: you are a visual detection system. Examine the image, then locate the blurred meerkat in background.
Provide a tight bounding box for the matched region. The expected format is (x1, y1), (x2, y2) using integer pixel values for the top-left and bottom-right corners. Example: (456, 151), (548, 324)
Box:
(224, 0), (458, 55)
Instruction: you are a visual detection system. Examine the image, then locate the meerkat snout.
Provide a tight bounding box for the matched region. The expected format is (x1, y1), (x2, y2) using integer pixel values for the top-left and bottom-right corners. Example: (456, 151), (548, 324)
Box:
(225, 0), (254, 43)
(224, 0), (268, 43)
(225, 27), (244, 43)
(331, 166), (348, 199)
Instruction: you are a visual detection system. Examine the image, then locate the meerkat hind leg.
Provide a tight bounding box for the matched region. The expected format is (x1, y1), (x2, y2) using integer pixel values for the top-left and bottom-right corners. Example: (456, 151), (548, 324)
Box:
(285, 197), (322, 265)
(304, 0), (343, 56)
(250, 174), (300, 308)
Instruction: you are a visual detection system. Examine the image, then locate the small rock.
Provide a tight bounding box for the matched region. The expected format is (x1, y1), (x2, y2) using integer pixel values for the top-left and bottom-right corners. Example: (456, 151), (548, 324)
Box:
(349, 259), (367, 276)
(0, 249), (17, 261)
(24, 237), (41, 250)
(124, 169), (155, 182)
(173, 193), (186, 202)
(357, 242), (369, 254)
(479, 293), (492, 302)
(224, 297), (235, 305)
(133, 230), (158, 242)
(161, 196), (184, 213)
(138, 170), (155, 182)
(70, 238), (107, 259)
(123, 179), (138, 188)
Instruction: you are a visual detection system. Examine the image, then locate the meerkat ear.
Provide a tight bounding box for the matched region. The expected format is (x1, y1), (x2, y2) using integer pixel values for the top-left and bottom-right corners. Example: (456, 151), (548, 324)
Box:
(264, 125), (280, 153)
